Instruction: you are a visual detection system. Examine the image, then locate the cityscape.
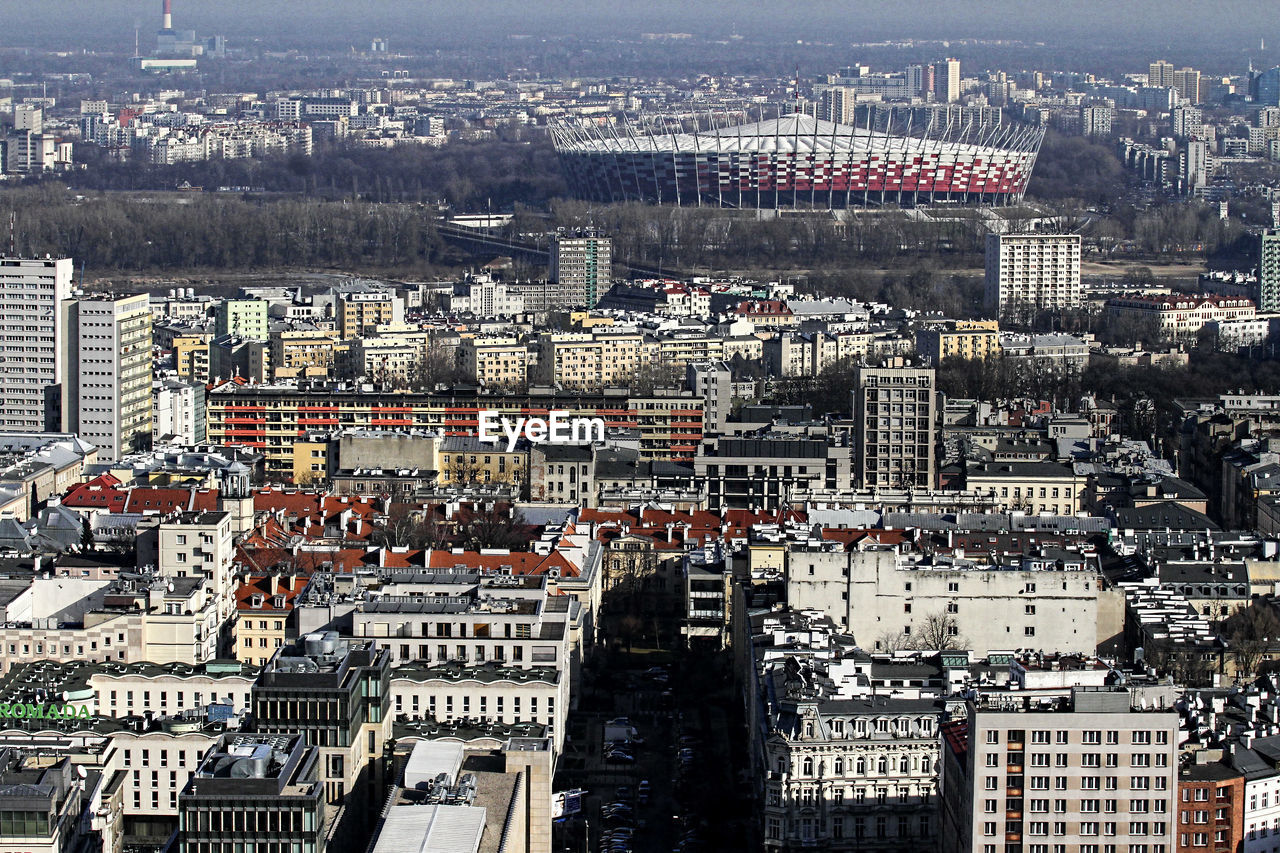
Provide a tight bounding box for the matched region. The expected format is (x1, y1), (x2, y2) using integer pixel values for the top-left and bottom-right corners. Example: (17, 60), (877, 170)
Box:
(9, 2), (1280, 853)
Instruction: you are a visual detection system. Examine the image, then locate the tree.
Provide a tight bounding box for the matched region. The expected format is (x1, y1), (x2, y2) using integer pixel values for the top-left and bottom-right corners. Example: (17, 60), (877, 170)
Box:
(876, 629), (911, 653)
(912, 612), (965, 651)
(1225, 602), (1280, 681)
(460, 503), (527, 551)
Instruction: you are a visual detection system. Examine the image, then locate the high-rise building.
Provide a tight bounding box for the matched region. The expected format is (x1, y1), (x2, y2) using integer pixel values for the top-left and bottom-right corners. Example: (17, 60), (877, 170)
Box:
(940, 687), (1178, 853)
(852, 364), (936, 488)
(213, 298), (268, 340)
(1173, 67), (1202, 103)
(1180, 139), (1211, 193)
(67, 293), (153, 461)
(1172, 105), (1203, 138)
(1253, 66), (1280, 107)
(933, 58), (961, 102)
(1081, 105), (1113, 138)
(1148, 59), (1175, 88)
(984, 233), (1083, 320)
(0, 256), (73, 431)
(819, 86), (856, 124)
(1259, 230), (1280, 312)
(549, 228), (611, 309)
(906, 64), (927, 97)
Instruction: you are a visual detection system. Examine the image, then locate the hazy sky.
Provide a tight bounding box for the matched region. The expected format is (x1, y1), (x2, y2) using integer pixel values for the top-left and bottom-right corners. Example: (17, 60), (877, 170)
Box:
(0, 1), (1275, 67)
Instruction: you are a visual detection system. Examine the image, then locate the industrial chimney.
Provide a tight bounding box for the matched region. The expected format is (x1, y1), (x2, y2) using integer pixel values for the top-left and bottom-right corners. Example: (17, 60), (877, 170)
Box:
(162, 0), (172, 31)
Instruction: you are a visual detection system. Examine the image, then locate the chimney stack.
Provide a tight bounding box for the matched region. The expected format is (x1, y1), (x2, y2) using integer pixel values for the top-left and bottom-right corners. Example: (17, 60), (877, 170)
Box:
(163, 0), (172, 31)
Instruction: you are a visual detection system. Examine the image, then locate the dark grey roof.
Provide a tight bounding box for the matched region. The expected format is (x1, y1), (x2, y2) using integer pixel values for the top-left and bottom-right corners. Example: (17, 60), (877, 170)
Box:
(1115, 501), (1220, 532)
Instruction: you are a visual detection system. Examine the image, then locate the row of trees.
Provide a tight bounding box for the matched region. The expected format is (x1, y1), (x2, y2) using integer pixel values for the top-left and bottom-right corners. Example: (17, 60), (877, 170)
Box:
(72, 135), (567, 210)
(3, 186), (450, 272)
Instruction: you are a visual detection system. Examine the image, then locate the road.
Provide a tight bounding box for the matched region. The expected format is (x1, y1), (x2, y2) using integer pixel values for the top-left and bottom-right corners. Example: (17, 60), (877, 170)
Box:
(554, 649), (751, 853)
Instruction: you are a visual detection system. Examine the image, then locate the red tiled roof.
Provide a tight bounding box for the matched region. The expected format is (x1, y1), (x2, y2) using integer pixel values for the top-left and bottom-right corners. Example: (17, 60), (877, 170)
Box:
(941, 720), (969, 761)
(234, 574), (306, 612)
(62, 475), (126, 512)
(123, 487), (219, 515)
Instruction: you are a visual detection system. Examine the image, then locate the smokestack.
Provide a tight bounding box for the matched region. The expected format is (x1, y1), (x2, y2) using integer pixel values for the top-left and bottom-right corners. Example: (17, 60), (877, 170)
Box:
(162, 0), (172, 30)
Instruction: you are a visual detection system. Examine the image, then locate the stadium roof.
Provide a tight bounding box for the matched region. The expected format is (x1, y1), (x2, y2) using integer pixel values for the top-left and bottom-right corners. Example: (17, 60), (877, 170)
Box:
(555, 113), (1041, 157)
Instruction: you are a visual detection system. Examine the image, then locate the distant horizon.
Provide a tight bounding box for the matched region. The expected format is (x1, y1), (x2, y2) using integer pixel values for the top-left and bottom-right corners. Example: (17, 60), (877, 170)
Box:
(0, 0), (1276, 73)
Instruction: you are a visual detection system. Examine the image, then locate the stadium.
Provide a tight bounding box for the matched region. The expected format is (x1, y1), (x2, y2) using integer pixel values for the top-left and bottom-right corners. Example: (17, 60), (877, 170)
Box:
(551, 110), (1046, 209)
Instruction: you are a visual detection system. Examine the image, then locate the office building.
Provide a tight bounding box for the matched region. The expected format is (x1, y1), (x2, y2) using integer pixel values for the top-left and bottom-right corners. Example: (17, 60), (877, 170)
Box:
(933, 58), (961, 102)
(178, 733), (325, 853)
(67, 293), (153, 461)
(940, 687), (1178, 853)
(549, 229), (611, 309)
(1259, 230), (1280, 312)
(212, 298), (268, 341)
(0, 256), (72, 431)
(852, 365), (936, 488)
(984, 233), (1082, 320)
(251, 637), (391, 847)
(0, 749), (88, 853)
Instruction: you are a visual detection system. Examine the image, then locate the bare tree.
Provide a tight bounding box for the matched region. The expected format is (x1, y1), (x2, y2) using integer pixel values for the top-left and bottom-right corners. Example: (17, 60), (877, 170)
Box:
(912, 612), (965, 651)
(877, 629), (911, 653)
(1225, 602), (1280, 681)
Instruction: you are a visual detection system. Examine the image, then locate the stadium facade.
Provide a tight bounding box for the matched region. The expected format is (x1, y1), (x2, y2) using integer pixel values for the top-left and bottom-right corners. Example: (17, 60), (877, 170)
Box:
(552, 111), (1045, 209)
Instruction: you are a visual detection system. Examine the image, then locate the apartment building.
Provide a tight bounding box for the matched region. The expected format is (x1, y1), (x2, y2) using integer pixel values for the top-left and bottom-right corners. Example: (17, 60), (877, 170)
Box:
(205, 383), (704, 476)
(549, 228), (611, 309)
(1105, 293), (1256, 342)
(153, 378), (207, 444)
(763, 332), (838, 377)
(984, 233), (1083, 320)
(270, 329), (342, 380)
(1258, 230), (1280, 313)
(852, 365), (936, 489)
(444, 276), (525, 316)
(784, 544), (1111, 656)
(67, 293), (154, 461)
(173, 332), (212, 383)
(235, 574), (306, 667)
(964, 461), (1087, 515)
(940, 687), (1178, 853)
(209, 335), (269, 383)
(536, 332), (647, 390)
(694, 434), (854, 510)
(390, 664), (567, 754)
(0, 256), (73, 431)
(213, 298), (268, 340)
(337, 292), (403, 338)
(915, 320), (1001, 363)
(347, 336), (424, 385)
(458, 336), (530, 389)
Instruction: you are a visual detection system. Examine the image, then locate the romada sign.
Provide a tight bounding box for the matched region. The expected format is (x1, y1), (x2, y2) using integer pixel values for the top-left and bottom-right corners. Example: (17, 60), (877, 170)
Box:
(0, 703), (91, 720)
